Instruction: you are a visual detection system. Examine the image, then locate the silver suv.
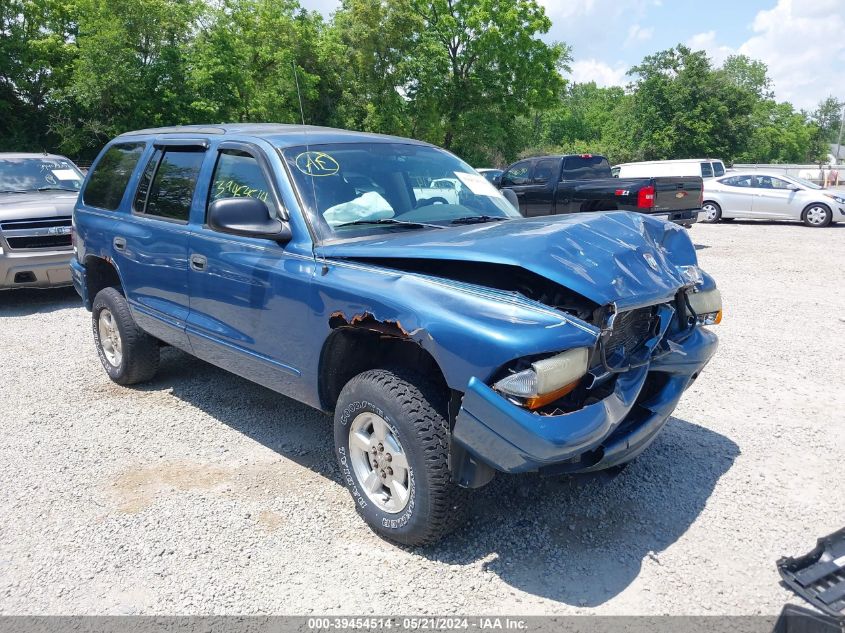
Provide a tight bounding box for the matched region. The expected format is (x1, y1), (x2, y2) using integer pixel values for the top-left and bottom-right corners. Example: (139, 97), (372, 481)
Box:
(0, 153), (83, 290)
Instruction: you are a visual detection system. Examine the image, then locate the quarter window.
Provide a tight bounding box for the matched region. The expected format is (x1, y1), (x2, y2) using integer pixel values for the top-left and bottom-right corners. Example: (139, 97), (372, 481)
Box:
(134, 149), (205, 222)
(209, 150), (277, 218)
(83, 143), (145, 211)
(501, 161), (531, 186)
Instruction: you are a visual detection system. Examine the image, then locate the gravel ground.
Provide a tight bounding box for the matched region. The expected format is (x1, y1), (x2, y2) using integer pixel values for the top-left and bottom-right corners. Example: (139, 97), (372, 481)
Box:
(1, 220), (843, 615)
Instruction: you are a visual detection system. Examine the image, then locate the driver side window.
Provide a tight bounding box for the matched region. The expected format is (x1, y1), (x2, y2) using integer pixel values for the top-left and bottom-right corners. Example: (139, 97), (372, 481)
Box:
(208, 150), (277, 221)
(501, 161), (531, 187)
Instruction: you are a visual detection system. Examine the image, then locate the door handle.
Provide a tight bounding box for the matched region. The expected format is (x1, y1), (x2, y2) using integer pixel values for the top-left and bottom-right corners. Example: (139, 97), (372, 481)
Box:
(113, 236), (126, 252)
(190, 254), (207, 272)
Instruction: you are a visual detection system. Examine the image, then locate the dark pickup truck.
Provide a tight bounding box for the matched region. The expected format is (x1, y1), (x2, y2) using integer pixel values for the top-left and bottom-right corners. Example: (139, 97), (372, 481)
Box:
(496, 154), (702, 227)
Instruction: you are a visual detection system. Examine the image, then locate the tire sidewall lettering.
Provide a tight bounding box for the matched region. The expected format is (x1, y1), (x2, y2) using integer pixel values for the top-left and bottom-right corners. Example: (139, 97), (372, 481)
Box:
(336, 399), (416, 531)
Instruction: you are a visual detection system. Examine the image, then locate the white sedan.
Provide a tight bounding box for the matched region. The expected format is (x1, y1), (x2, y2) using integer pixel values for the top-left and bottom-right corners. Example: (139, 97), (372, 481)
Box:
(701, 171), (845, 227)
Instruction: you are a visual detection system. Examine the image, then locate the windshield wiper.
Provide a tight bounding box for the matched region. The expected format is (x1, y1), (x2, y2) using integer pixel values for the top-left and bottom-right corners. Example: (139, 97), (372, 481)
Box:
(36, 186), (79, 192)
(334, 218), (445, 230)
(0, 189), (31, 194)
(449, 215), (509, 225)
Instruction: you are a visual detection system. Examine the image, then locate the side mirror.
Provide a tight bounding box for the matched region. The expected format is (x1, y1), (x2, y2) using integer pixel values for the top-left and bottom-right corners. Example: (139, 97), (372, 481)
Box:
(500, 188), (520, 212)
(208, 197), (291, 241)
(492, 174), (503, 188)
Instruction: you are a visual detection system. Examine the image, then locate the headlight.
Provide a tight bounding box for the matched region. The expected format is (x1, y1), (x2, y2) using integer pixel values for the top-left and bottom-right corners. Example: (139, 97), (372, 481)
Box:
(493, 347), (590, 410)
(823, 193), (845, 205)
(687, 287), (722, 325)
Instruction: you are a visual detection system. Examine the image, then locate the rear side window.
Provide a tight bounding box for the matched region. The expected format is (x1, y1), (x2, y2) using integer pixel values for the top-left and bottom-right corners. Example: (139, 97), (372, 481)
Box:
(83, 143), (145, 210)
(720, 175), (752, 187)
(561, 156), (610, 180)
(700, 162), (714, 178)
(501, 161), (531, 186)
(134, 149), (205, 223)
(712, 162), (725, 177)
(209, 150), (277, 217)
(533, 159), (558, 184)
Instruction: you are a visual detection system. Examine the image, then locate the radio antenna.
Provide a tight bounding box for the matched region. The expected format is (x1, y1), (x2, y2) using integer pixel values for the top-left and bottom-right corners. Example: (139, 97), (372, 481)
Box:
(293, 61), (306, 126)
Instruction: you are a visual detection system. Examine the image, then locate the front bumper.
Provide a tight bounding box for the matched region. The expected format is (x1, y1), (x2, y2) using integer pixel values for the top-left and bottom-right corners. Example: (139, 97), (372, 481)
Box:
(452, 326), (718, 476)
(0, 247), (73, 290)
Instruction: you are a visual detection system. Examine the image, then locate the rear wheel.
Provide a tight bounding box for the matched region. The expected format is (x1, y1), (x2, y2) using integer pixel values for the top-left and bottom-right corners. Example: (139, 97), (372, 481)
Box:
(701, 201), (722, 223)
(92, 287), (159, 385)
(333, 368), (465, 546)
(802, 203), (832, 228)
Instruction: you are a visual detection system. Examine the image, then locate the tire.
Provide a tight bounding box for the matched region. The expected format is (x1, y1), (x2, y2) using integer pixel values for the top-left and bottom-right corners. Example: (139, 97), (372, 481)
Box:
(700, 201), (722, 223)
(92, 287), (160, 385)
(333, 368), (466, 546)
(802, 203), (832, 228)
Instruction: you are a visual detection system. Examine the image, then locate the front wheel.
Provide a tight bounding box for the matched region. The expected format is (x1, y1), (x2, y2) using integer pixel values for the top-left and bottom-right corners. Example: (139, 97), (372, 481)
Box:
(333, 369), (465, 546)
(701, 201), (722, 223)
(803, 203), (832, 228)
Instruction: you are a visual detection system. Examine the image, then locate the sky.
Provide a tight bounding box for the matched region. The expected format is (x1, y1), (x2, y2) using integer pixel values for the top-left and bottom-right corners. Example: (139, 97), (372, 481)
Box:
(298, 0), (845, 112)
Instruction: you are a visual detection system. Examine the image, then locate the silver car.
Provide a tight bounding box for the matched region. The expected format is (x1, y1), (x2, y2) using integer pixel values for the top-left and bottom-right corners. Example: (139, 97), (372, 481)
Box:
(701, 170), (845, 227)
(1, 153), (84, 289)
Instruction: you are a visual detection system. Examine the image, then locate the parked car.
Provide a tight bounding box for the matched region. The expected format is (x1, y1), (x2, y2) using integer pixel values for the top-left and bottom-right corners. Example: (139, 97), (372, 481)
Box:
(476, 168), (503, 183)
(71, 124), (720, 545)
(496, 154), (702, 227)
(615, 158), (727, 180)
(0, 153), (84, 290)
(702, 171), (845, 227)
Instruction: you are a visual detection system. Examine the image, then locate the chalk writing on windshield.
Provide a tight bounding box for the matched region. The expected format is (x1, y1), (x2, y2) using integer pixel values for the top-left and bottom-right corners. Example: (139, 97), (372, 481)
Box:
(295, 151), (340, 177)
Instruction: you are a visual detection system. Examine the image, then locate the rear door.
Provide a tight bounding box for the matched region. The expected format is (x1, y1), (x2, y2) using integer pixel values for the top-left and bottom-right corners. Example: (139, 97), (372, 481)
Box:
(715, 174), (755, 216)
(113, 141), (207, 347)
(499, 160), (533, 214)
(523, 158), (559, 216)
(752, 175), (799, 218)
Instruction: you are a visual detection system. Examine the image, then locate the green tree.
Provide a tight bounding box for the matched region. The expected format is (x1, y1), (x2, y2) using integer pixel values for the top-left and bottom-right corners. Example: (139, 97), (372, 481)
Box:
(611, 45), (755, 162)
(722, 54), (773, 99)
(737, 100), (824, 164)
(0, 0), (78, 151)
(402, 0), (569, 164)
(813, 96), (843, 144)
(55, 0), (205, 156)
(188, 0), (333, 126)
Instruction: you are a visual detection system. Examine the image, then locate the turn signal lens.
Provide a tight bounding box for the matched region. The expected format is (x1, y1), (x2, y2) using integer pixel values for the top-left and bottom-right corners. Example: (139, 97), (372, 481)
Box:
(525, 380), (581, 410)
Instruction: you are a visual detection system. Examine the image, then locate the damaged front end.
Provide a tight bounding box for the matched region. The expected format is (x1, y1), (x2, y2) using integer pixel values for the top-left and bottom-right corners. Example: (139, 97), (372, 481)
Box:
(451, 286), (720, 488)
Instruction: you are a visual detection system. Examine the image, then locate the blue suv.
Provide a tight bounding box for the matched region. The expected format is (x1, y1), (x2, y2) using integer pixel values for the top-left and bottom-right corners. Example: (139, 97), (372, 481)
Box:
(71, 124), (720, 545)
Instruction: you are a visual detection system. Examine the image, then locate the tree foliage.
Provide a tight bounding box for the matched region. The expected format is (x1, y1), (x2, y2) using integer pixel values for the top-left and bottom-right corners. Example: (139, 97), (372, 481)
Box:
(0, 1), (830, 166)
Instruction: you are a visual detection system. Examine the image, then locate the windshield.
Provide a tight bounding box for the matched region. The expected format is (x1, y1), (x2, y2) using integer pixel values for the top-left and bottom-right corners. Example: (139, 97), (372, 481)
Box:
(0, 157), (84, 193)
(786, 175), (823, 190)
(280, 143), (520, 240)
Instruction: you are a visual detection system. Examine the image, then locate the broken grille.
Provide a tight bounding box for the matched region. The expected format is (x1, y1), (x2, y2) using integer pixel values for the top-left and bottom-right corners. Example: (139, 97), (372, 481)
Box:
(603, 306), (656, 360)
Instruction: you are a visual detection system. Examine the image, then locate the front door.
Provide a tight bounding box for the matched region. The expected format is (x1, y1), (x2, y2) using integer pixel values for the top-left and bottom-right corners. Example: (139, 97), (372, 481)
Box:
(186, 142), (317, 399)
(499, 160), (533, 215)
(751, 175), (798, 218)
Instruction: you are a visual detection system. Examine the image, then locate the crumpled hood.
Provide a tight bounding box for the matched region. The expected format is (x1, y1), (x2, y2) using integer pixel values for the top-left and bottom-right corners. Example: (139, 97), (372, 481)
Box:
(0, 191), (79, 222)
(318, 212), (699, 309)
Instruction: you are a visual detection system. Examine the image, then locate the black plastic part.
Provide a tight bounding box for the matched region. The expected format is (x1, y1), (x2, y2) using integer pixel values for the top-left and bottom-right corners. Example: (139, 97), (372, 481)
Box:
(772, 605), (843, 633)
(777, 528), (845, 620)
